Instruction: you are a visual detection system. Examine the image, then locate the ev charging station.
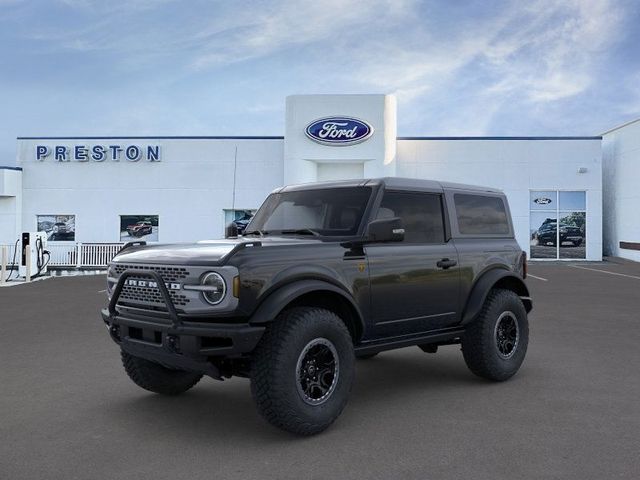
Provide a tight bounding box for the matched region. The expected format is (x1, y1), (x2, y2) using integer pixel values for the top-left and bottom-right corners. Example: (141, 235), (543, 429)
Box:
(19, 231), (50, 279)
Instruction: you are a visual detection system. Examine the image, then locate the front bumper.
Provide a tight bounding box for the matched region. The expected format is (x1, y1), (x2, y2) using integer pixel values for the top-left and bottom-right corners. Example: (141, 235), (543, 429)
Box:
(102, 268), (264, 378)
(101, 309), (264, 378)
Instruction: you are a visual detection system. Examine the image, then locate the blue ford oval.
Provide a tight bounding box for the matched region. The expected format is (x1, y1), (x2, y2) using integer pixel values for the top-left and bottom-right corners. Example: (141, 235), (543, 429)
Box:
(305, 116), (374, 146)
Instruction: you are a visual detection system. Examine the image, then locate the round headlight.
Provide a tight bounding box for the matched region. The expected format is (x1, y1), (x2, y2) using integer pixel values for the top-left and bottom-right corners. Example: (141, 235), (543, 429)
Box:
(201, 272), (226, 305)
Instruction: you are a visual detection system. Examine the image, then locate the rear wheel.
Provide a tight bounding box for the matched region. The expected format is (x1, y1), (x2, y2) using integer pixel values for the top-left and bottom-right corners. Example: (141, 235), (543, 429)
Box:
(121, 351), (202, 395)
(461, 289), (529, 381)
(250, 307), (355, 435)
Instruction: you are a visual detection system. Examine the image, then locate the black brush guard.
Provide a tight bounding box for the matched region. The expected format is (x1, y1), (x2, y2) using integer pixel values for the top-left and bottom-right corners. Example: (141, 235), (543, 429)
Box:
(102, 269), (265, 379)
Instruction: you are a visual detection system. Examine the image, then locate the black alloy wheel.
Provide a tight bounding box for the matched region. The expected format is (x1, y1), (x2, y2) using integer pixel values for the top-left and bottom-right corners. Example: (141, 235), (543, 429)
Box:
(296, 338), (339, 405)
(494, 311), (519, 359)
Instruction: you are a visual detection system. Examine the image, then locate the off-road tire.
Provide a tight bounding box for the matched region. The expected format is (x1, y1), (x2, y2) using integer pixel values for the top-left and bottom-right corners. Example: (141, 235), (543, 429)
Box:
(250, 307), (355, 435)
(461, 288), (528, 381)
(121, 351), (202, 395)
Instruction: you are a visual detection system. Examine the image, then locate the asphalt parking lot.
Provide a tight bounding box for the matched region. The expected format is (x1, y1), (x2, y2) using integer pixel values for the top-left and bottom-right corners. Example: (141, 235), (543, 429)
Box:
(2, 261), (639, 479)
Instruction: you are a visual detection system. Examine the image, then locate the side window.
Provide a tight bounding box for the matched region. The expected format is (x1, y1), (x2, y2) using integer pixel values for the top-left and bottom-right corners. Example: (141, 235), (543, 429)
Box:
(454, 194), (510, 235)
(377, 191), (445, 244)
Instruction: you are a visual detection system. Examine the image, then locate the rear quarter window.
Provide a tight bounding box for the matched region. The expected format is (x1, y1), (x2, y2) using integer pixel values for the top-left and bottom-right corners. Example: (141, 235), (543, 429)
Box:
(454, 194), (510, 235)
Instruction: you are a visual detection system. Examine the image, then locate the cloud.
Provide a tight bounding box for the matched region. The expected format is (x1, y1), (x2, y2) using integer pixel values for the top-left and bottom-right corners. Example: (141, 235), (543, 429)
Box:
(333, 0), (630, 135)
(190, 0), (416, 69)
(14, 0), (627, 105)
(0, 0), (636, 149)
(20, 0), (416, 67)
(57, 0), (176, 12)
(483, 0), (624, 102)
(354, 0), (624, 103)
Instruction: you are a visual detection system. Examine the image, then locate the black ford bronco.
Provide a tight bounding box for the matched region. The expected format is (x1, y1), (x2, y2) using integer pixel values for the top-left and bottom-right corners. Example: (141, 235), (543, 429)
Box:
(102, 178), (532, 435)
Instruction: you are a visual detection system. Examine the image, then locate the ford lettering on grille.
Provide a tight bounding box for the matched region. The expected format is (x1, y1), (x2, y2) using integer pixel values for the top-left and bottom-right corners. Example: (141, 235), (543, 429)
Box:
(305, 116), (374, 146)
(124, 278), (181, 290)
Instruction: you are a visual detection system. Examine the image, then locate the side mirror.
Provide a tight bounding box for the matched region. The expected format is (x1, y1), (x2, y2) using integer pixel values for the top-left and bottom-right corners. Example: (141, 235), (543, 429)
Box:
(225, 222), (239, 238)
(365, 217), (405, 243)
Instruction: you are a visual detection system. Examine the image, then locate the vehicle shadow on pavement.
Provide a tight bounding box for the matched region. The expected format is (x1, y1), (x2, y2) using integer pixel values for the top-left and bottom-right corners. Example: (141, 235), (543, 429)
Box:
(100, 347), (487, 440)
(351, 348), (491, 401)
(101, 381), (286, 441)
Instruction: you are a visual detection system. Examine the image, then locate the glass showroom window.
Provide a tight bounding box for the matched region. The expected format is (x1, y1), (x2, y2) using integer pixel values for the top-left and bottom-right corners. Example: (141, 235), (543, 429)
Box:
(530, 191), (586, 260)
(224, 209), (256, 237)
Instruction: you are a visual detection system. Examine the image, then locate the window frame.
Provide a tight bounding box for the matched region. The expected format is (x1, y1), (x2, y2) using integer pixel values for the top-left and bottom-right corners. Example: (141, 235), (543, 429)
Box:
(446, 190), (514, 239)
(372, 188), (449, 245)
(529, 189), (588, 261)
(247, 186), (376, 239)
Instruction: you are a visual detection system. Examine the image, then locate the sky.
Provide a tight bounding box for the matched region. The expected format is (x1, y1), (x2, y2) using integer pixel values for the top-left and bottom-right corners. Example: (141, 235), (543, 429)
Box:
(1, 0), (639, 165)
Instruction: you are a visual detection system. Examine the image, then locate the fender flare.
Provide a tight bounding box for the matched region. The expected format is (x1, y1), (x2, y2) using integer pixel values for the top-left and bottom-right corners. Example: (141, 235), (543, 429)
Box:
(248, 279), (365, 339)
(461, 269), (532, 325)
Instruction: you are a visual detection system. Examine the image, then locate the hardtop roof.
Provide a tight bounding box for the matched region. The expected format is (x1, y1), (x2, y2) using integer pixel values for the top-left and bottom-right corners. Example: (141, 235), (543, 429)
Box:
(276, 177), (502, 194)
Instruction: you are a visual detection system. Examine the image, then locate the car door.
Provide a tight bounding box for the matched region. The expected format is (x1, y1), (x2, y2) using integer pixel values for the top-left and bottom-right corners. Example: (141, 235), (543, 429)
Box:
(365, 190), (461, 338)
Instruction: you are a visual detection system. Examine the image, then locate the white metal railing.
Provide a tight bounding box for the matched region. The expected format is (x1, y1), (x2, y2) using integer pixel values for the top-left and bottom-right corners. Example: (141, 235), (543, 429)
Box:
(79, 243), (124, 267)
(0, 243), (18, 267)
(48, 244), (78, 266)
(0, 242), (124, 269)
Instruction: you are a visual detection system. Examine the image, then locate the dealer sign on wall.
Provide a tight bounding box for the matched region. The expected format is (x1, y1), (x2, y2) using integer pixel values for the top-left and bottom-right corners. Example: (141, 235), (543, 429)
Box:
(34, 144), (161, 162)
(305, 116), (374, 146)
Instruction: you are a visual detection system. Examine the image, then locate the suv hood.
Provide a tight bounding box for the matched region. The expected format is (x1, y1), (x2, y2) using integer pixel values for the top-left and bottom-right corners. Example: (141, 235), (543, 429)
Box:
(112, 237), (323, 266)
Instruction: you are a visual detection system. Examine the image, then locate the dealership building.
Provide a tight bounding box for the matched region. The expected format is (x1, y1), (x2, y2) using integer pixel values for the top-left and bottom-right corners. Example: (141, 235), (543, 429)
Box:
(0, 94), (638, 264)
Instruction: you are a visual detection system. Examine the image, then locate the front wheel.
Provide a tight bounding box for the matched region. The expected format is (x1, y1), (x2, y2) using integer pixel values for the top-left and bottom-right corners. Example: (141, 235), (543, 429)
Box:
(461, 289), (529, 381)
(121, 351), (202, 395)
(250, 307), (355, 435)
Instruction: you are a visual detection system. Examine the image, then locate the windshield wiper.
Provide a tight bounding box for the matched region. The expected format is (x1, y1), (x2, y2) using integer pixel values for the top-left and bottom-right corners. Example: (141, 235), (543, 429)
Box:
(243, 229), (268, 237)
(279, 228), (320, 237)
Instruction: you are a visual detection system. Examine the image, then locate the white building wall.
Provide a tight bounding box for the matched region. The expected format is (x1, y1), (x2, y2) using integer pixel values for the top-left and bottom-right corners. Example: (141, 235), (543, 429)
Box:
(603, 120), (640, 262)
(396, 138), (603, 260)
(284, 94), (397, 184)
(13, 135), (603, 260)
(0, 168), (22, 244)
(17, 138), (284, 243)
(9, 95), (605, 262)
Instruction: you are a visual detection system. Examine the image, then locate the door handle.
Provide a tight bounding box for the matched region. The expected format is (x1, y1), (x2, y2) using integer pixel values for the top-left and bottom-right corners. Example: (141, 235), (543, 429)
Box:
(437, 258), (457, 269)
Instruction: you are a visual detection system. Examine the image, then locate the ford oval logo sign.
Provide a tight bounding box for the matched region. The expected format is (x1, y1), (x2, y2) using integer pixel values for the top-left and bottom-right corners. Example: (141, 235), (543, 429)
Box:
(305, 116), (374, 146)
(534, 197), (552, 205)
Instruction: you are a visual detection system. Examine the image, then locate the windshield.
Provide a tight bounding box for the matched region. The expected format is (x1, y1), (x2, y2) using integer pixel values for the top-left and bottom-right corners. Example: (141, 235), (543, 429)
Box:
(246, 187), (373, 237)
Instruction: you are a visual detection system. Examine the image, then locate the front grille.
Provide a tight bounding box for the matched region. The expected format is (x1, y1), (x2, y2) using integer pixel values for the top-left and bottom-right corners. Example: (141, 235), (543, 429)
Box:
(113, 264), (192, 309)
(120, 283), (191, 307)
(114, 264), (189, 283)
